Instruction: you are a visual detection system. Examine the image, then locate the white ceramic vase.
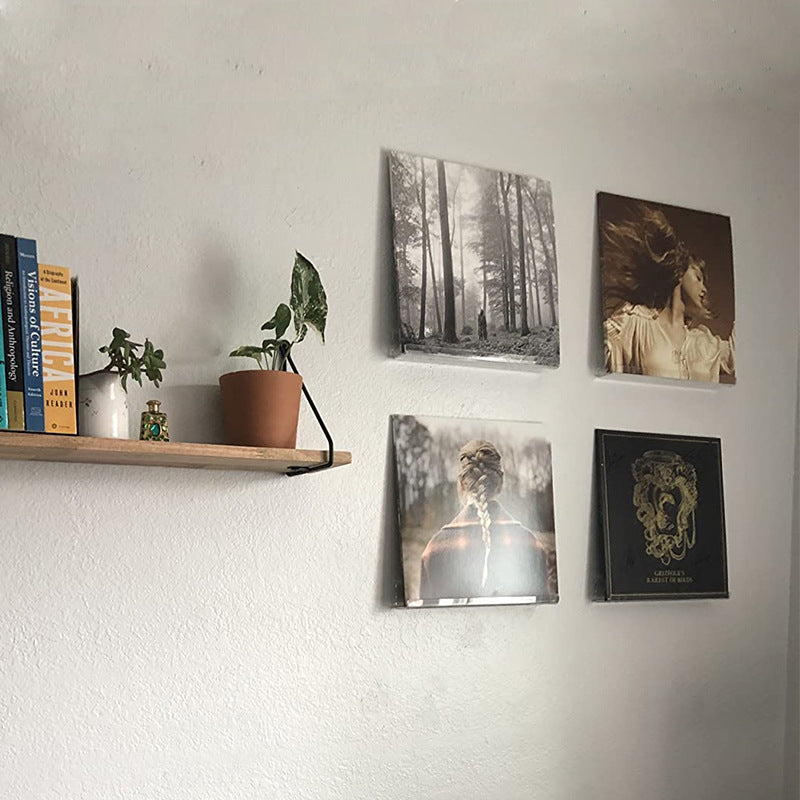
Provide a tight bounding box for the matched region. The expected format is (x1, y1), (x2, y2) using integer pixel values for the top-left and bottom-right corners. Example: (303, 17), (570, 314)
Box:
(78, 371), (130, 439)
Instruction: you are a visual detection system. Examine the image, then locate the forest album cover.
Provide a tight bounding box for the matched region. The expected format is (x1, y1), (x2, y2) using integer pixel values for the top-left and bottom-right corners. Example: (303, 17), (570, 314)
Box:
(392, 414), (558, 607)
(597, 192), (735, 384)
(595, 429), (729, 601)
(388, 151), (560, 369)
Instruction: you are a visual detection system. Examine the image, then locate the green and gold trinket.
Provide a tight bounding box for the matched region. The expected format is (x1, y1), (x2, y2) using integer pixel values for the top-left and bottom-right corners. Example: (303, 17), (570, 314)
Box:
(139, 399), (169, 442)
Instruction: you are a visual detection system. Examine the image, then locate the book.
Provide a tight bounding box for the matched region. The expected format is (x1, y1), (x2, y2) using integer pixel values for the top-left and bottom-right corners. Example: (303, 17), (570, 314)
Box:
(38, 264), (76, 434)
(71, 276), (79, 433)
(17, 237), (44, 432)
(0, 288), (6, 429)
(0, 235), (24, 429)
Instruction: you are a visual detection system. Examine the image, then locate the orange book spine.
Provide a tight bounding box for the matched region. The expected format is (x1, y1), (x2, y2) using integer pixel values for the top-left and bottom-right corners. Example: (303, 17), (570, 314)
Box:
(38, 264), (76, 434)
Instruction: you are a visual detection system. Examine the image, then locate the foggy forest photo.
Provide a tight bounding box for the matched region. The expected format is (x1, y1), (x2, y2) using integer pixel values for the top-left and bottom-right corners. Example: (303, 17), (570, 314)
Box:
(388, 151), (560, 367)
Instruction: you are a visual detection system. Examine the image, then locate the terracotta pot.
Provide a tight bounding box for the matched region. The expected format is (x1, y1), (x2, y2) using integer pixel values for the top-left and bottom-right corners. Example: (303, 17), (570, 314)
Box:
(219, 370), (302, 448)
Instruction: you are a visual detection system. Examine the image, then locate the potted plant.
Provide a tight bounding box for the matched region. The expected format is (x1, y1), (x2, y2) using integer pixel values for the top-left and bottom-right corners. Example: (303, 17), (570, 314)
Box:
(78, 328), (166, 439)
(220, 251), (327, 449)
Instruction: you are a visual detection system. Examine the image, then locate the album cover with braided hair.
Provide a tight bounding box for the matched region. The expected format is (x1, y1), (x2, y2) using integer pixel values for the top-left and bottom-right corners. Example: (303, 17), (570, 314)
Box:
(391, 414), (558, 607)
(595, 429), (728, 601)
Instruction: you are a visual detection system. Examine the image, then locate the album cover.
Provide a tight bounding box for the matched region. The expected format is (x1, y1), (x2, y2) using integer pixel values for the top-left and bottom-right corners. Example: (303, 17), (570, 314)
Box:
(388, 151), (559, 369)
(595, 429), (728, 601)
(392, 414), (558, 607)
(597, 192), (735, 384)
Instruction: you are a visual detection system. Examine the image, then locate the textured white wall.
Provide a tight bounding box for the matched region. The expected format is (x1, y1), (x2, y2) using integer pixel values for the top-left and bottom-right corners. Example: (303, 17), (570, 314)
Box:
(1, 3), (798, 799)
(786, 349), (800, 799)
(785, 122), (800, 799)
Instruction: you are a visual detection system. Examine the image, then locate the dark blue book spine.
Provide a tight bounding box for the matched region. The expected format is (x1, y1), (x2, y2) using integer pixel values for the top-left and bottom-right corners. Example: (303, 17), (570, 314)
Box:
(17, 237), (44, 432)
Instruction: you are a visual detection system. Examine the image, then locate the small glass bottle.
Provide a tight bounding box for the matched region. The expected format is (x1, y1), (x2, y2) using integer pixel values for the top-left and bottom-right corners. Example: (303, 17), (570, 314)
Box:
(139, 399), (169, 442)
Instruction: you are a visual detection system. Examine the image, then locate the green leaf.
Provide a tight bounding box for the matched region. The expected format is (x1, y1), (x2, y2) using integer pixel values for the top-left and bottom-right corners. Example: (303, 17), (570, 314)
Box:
(111, 328), (130, 348)
(229, 346), (265, 367)
(273, 339), (293, 370)
(100, 327), (167, 391)
(261, 303), (292, 339)
(145, 365), (163, 385)
(290, 252), (327, 343)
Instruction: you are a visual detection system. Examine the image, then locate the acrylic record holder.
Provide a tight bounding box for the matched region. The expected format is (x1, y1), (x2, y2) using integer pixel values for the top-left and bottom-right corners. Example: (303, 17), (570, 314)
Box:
(284, 354), (334, 476)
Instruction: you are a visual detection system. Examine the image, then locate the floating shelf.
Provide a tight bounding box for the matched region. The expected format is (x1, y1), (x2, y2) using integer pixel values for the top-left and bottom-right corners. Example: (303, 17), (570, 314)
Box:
(0, 432), (351, 475)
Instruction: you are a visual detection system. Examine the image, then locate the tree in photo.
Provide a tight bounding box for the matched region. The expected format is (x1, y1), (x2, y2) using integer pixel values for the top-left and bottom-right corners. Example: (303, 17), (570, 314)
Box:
(437, 159), (458, 344)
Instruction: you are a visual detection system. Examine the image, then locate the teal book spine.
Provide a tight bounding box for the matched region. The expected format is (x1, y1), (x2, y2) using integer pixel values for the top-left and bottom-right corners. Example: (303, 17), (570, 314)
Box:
(17, 237), (44, 432)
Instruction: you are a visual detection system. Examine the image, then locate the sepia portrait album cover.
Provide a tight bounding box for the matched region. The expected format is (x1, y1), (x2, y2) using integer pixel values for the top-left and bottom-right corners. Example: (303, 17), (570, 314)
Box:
(597, 192), (735, 385)
(392, 414), (558, 608)
(595, 429), (729, 601)
(388, 150), (560, 371)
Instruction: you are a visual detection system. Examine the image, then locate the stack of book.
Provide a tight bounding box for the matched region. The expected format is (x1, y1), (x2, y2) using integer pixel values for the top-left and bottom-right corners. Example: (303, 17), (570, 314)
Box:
(0, 234), (78, 435)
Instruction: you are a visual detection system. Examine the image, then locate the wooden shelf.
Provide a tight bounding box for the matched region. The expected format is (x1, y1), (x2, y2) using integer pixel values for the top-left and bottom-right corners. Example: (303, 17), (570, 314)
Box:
(0, 432), (351, 474)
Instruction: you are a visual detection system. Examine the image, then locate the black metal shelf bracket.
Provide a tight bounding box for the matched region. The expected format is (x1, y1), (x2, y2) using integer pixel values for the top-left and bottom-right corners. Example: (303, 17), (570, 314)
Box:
(285, 354), (335, 476)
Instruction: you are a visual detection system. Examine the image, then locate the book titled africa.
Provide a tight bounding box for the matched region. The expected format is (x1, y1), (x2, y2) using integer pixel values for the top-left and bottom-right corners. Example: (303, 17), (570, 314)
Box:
(38, 264), (76, 434)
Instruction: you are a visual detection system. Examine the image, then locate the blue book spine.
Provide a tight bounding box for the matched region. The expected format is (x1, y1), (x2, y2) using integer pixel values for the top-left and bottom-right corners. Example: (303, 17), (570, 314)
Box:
(17, 237), (44, 432)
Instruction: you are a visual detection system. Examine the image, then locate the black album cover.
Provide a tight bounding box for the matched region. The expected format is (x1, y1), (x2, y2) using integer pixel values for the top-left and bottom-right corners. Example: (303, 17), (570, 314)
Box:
(595, 429), (728, 601)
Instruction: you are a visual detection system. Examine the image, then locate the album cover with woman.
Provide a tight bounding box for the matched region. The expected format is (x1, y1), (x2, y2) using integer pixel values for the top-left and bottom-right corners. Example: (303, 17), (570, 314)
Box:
(595, 429), (729, 601)
(391, 414), (558, 607)
(597, 192), (735, 384)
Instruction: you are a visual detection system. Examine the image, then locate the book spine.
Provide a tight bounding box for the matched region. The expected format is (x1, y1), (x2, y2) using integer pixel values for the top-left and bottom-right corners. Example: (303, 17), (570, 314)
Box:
(0, 235), (23, 429)
(17, 237), (44, 432)
(70, 275), (81, 412)
(39, 264), (76, 434)
(0, 288), (6, 429)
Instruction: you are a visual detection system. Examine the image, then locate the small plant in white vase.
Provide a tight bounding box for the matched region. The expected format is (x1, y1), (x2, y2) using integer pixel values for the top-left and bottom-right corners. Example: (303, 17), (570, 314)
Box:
(78, 328), (166, 439)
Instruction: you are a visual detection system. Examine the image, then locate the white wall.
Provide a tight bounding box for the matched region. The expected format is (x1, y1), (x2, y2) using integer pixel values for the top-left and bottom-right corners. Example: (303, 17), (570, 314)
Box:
(785, 123), (800, 799)
(785, 349), (800, 799)
(1, 3), (798, 799)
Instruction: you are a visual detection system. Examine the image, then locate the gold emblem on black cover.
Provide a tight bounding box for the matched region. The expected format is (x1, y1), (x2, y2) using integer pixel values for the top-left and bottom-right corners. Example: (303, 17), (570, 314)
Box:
(632, 450), (697, 566)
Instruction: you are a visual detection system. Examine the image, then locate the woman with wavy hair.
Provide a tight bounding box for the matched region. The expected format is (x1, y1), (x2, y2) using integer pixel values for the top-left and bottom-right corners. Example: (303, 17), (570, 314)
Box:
(601, 204), (734, 382)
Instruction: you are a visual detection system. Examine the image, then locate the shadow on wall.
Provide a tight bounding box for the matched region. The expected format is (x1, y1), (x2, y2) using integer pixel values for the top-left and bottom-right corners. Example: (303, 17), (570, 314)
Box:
(588, 198), (605, 375)
(372, 149), (401, 359)
(375, 419), (405, 609)
(145, 384), (225, 445)
(586, 441), (606, 601)
(167, 232), (241, 369)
